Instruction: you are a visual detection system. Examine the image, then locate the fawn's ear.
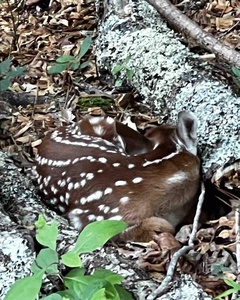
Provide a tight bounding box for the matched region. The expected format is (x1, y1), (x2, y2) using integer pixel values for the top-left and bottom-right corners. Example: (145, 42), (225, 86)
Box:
(176, 111), (198, 155)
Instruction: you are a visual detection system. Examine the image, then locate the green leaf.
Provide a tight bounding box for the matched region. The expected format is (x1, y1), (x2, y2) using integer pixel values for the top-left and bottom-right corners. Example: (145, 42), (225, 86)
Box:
(64, 268), (93, 290)
(64, 268), (107, 298)
(4, 271), (44, 300)
(115, 285), (133, 300)
(215, 288), (236, 299)
(6, 66), (27, 78)
(125, 69), (133, 81)
(79, 61), (89, 69)
(0, 78), (11, 91)
(35, 219), (58, 251)
(90, 288), (106, 300)
(224, 279), (240, 290)
(61, 252), (82, 268)
(233, 77), (240, 89)
(32, 248), (58, 274)
(93, 269), (123, 285)
(0, 59), (11, 76)
(103, 282), (120, 300)
(73, 220), (127, 254)
(81, 281), (106, 300)
(56, 55), (75, 63)
(112, 65), (124, 75)
(78, 36), (92, 60)
(114, 79), (123, 87)
(41, 294), (63, 300)
(48, 63), (68, 75)
(35, 215), (47, 229)
(57, 289), (79, 300)
(232, 66), (240, 78)
(70, 61), (81, 71)
(124, 56), (131, 64)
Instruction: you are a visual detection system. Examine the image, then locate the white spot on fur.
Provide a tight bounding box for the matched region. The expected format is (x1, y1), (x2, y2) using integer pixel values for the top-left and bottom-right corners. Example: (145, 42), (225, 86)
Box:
(115, 180), (127, 186)
(68, 182), (74, 190)
(87, 190), (103, 202)
(97, 169), (103, 173)
(65, 192), (70, 205)
(86, 173), (94, 180)
(128, 164), (135, 169)
(111, 208), (119, 213)
(108, 215), (122, 220)
(60, 179), (66, 187)
(81, 179), (86, 187)
(48, 159), (53, 166)
(88, 214), (96, 221)
(98, 157), (107, 163)
(80, 197), (87, 205)
(142, 151), (179, 167)
(104, 187), (113, 195)
(74, 182), (80, 189)
(72, 158), (80, 164)
(50, 198), (58, 205)
(119, 196), (129, 204)
(113, 163), (120, 167)
(132, 177), (143, 184)
(51, 185), (58, 194)
(166, 171), (187, 184)
(96, 216), (104, 221)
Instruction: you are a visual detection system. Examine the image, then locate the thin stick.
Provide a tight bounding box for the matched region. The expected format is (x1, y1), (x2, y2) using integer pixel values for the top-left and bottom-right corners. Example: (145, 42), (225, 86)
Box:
(146, 183), (205, 300)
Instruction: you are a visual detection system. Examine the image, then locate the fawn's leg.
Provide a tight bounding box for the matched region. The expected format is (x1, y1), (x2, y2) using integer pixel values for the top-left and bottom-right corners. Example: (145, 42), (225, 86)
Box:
(119, 217), (175, 242)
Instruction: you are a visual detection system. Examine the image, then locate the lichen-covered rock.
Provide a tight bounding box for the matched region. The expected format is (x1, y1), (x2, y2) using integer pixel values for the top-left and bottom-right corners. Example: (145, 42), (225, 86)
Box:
(0, 151), (74, 297)
(96, 0), (240, 174)
(0, 222), (35, 298)
(158, 274), (212, 300)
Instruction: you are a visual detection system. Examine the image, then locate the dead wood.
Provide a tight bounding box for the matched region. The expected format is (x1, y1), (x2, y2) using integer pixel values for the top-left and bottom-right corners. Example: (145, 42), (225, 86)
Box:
(145, 0), (240, 68)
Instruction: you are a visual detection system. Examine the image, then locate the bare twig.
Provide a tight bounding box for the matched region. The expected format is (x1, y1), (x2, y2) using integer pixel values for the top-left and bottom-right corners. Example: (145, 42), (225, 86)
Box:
(146, 183), (206, 300)
(145, 0), (240, 68)
(235, 208), (240, 274)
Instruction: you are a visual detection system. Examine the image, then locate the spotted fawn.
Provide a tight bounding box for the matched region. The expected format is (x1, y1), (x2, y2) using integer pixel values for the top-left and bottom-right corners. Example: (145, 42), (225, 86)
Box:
(33, 111), (200, 241)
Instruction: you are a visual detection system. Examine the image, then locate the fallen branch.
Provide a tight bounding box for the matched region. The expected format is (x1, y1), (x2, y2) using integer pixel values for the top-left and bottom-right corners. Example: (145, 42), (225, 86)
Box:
(145, 0), (240, 68)
(146, 183), (206, 300)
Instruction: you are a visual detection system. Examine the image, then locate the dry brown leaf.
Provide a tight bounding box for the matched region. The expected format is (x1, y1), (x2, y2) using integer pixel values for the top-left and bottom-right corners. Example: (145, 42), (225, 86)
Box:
(15, 136), (30, 143)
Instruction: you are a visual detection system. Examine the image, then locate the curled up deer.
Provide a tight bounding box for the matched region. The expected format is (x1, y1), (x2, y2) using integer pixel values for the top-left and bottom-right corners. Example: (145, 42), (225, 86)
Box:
(33, 111), (200, 241)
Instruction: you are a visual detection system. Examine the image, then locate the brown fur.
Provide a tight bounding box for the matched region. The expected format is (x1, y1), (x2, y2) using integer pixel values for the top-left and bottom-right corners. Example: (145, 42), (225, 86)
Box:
(35, 112), (200, 242)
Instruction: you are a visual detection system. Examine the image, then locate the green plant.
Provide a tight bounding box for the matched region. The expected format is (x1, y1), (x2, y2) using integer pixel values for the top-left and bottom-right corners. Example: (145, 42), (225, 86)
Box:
(0, 58), (27, 91)
(48, 37), (92, 75)
(232, 66), (240, 89)
(4, 215), (133, 300)
(215, 278), (240, 299)
(112, 56), (134, 87)
(211, 264), (232, 278)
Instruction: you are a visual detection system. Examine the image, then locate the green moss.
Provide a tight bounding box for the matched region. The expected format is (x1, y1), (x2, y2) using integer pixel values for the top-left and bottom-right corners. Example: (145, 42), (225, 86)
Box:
(77, 97), (113, 110)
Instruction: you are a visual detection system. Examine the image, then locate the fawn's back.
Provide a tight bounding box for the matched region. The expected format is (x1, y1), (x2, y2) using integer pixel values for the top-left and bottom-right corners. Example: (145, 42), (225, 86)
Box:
(33, 111), (200, 241)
